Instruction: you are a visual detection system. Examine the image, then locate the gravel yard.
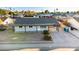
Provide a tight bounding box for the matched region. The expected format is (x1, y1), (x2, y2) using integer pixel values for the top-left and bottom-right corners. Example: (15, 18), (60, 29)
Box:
(0, 30), (44, 42)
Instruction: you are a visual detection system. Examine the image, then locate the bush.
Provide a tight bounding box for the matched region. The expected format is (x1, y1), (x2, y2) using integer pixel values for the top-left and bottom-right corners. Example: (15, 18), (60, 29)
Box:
(43, 35), (52, 41)
(0, 29), (6, 31)
(43, 30), (49, 35)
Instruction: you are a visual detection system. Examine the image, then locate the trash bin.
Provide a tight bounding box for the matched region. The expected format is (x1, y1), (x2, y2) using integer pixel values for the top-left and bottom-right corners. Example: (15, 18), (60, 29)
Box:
(64, 27), (69, 32)
(66, 28), (69, 32)
(64, 28), (66, 32)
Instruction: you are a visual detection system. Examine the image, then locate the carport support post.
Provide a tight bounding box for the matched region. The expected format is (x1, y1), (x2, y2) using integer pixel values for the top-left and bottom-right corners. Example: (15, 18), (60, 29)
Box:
(24, 26), (26, 32)
(36, 25), (38, 32)
(56, 27), (59, 32)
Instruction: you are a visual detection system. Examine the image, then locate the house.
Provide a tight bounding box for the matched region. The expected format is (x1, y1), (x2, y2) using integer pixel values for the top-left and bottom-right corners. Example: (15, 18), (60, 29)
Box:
(12, 13), (24, 18)
(73, 14), (79, 18)
(0, 19), (3, 25)
(53, 14), (67, 19)
(14, 17), (59, 32)
(3, 17), (15, 25)
(0, 19), (6, 30)
(34, 14), (53, 18)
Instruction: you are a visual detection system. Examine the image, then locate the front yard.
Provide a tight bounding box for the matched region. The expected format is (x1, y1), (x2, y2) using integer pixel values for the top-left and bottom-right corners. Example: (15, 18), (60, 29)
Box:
(0, 30), (44, 42)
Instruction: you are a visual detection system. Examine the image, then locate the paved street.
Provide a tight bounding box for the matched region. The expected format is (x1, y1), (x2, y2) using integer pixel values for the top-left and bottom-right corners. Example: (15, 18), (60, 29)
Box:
(0, 43), (53, 51)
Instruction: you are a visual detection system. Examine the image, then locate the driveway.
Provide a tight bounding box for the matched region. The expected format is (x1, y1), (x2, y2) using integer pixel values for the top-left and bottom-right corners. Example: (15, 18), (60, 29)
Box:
(50, 31), (79, 48)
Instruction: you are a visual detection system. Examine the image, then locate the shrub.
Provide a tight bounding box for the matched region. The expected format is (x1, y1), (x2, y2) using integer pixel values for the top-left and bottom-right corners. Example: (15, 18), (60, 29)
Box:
(0, 29), (6, 31)
(43, 35), (52, 41)
(43, 30), (49, 35)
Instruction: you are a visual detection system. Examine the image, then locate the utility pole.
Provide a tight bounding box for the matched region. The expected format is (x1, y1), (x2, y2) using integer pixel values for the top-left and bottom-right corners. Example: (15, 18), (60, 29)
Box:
(54, 9), (55, 14)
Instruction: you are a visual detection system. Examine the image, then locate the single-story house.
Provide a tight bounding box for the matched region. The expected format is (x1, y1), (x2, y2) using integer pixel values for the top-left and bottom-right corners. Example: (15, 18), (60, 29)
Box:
(12, 14), (24, 18)
(14, 17), (59, 32)
(0, 19), (6, 30)
(53, 14), (67, 19)
(0, 19), (3, 25)
(3, 17), (15, 25)
(34, 14), (53, 18)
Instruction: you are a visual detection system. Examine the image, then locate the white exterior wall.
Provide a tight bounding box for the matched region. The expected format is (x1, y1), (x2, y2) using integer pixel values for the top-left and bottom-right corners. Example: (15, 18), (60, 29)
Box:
(15, 26), (25, 32)
(37, 26), (48, 31)
(14, 25), (49, 32)
(25, 26), (37, 31)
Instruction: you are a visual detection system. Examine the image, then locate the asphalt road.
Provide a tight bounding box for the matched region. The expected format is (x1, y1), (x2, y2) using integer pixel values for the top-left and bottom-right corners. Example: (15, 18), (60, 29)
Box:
(0, 43), (53, 51)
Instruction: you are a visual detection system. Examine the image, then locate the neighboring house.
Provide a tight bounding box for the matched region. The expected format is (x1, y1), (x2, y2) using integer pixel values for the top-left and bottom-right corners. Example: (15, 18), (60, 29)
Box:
(73, 14), (79, 19)
(66, 13), (74, 17)
(3, 17), (15, 25)
(13, 14), (24, 18)
(53, 14), (67, 19)
(0, 14), (5, 18)
(0, 19), (6, 30)
(59, 17), (79, 30)
(14, 17), (59, 32)
(0, 19), (3, 25)
(34, 14), (53, 18)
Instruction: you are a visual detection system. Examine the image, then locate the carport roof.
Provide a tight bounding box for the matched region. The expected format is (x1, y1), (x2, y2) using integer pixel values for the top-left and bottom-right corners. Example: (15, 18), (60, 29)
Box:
(14, 17), (58, 25)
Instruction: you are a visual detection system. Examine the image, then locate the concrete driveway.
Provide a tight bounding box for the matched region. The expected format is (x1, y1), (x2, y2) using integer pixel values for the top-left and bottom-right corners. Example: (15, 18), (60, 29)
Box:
(50, 31), (79, 48)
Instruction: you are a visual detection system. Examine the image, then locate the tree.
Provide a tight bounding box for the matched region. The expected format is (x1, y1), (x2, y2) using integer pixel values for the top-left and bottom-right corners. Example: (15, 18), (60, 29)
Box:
(8, 11), (14, 16)
(44, 10), (49, 14)
(24, 10), (36, 17)
(67, 11), (69, 14)
(43, 30), (49, 35)
(0, 9), (6, 15)
(77, 11), (79, 14)
(43, 35), (52, 41)
(42, 30), (52, 41)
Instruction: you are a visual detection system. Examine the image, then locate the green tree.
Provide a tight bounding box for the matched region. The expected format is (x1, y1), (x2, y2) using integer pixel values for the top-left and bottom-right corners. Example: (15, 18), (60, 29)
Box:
(0, 9), (6, 15)
(67, 11), (69, 14)
(24, 10), (36, 17)
(77, 11), (79, 14)
(44, 10), (49, 14)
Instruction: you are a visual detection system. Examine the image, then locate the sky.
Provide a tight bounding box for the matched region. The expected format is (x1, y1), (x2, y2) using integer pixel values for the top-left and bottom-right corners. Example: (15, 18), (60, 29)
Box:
(0, 0), (79, 12)
(0, 7), (79, 12)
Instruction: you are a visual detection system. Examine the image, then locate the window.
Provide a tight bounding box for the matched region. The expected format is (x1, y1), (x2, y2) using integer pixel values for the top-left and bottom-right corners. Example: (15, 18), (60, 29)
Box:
(29, 26), (33, 28)
(40, 26), (46, 28)
(19, 26), (22, 28)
